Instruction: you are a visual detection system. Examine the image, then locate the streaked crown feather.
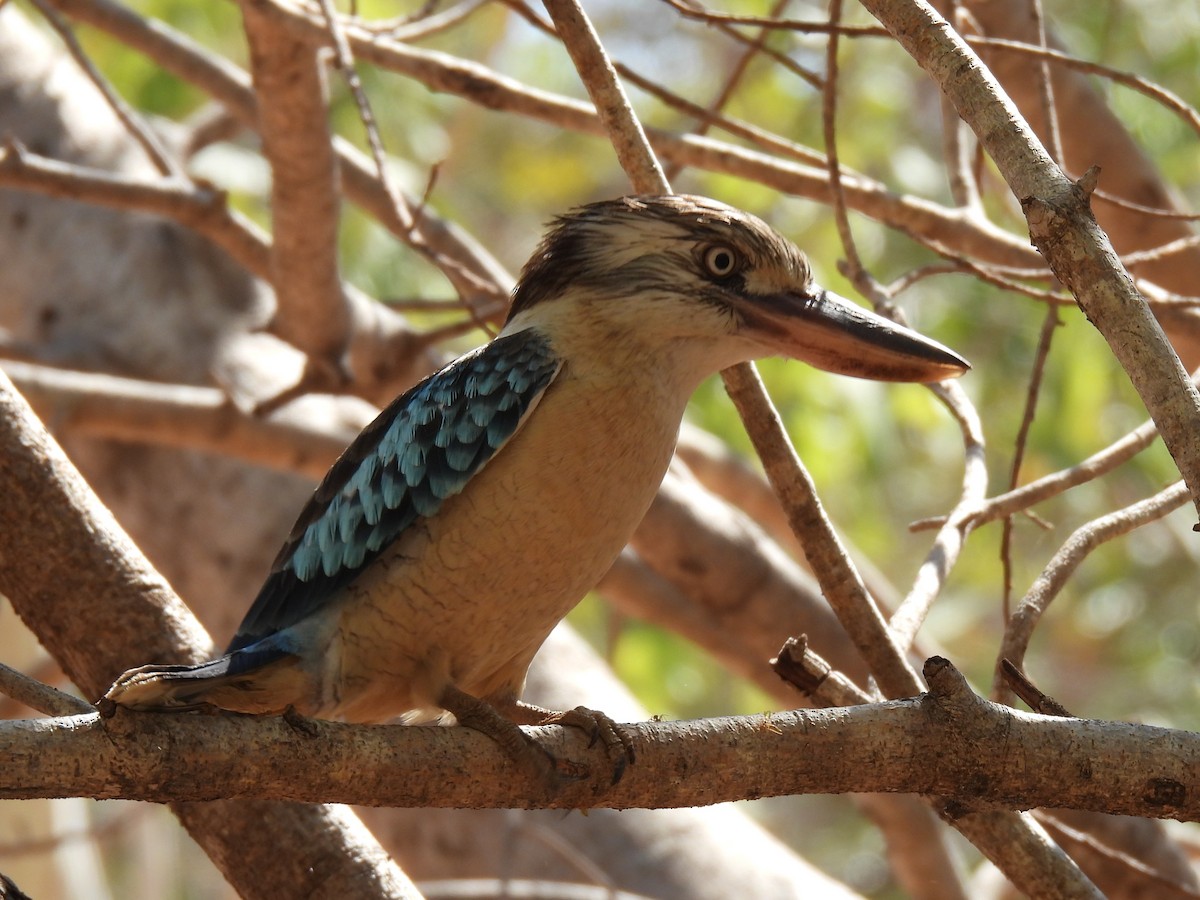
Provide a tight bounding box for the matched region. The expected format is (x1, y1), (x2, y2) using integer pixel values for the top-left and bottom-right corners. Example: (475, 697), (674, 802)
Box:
(507, 195), (811, 322)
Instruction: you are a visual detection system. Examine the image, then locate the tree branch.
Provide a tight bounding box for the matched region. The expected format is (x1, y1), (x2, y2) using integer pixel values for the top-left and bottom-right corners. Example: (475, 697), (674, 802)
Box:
(0, 139), (271, 277)
(3, 658), (1196, 825)
(0, 368), (419, 899)
(889, 382), (988, 650)
(236, 0), (1043, 270)
(860, 0), (1200, 523)
(996, 481), (1192, 699)
(241, 0), (351, 374)
(1, 360), (352, 480)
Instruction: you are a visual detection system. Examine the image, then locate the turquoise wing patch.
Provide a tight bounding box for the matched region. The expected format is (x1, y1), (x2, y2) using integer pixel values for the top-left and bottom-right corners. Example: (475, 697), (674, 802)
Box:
(227, 328), (561, 652)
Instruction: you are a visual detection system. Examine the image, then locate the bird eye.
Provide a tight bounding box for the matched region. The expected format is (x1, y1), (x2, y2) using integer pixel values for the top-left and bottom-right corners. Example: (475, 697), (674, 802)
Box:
(701, 244), (739, 278)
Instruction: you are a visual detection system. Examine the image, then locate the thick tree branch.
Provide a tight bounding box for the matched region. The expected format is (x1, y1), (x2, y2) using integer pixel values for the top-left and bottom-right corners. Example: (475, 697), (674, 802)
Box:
(0, 139), (271, 277)
(242, 0), (350, 372)
(1, 360), (352, 480)
(722, 367), (922, 697)
(3, 658), (1197, 825)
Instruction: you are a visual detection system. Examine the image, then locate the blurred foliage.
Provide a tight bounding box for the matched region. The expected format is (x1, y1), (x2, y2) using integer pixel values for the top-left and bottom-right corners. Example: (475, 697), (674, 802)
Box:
(23, 0), (1200, 892)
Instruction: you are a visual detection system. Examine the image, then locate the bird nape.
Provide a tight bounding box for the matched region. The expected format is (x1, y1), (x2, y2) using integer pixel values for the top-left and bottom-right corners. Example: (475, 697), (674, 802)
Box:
(105, 194), (969, 785)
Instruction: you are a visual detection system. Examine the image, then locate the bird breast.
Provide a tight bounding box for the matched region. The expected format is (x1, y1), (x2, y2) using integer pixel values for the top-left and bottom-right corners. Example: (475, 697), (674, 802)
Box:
(327, 359), (694, 717)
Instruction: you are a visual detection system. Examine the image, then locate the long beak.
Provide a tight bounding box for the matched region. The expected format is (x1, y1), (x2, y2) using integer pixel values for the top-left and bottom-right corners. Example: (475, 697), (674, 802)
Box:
(737, 286), (969, 383)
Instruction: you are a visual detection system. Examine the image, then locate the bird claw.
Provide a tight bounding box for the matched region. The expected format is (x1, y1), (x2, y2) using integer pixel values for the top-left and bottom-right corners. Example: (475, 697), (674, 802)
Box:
(538, 705), (634, 785)
(282, 705), (320, 737)
(441, 687), (633, 786)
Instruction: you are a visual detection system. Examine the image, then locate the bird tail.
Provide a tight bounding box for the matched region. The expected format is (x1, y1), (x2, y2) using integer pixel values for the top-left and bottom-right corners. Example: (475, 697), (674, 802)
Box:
(104, 658), (237, 710)
(103, 645), (306, 716)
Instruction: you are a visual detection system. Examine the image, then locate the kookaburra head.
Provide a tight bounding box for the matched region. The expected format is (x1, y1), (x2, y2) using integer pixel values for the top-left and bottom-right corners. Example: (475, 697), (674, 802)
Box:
(504, 194), (967, 386)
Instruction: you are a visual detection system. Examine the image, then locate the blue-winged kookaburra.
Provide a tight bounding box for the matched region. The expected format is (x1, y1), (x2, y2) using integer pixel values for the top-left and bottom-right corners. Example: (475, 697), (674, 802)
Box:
(106, 195), (968, 779)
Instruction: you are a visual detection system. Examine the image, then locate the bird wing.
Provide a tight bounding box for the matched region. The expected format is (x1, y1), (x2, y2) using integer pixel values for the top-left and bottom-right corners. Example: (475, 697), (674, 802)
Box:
(227, 328), (562, 653)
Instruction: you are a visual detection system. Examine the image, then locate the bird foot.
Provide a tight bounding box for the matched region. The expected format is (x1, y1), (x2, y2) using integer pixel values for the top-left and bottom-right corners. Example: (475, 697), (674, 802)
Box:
(437, 685), (573, 786)
(438, 686), (631, 786)
(520, 703), (635, 785)
(282, 705), (320, 737)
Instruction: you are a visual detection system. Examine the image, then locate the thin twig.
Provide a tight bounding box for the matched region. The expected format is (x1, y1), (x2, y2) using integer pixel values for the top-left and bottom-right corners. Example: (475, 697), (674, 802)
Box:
(653, 0), (822, 88)
(821, 0), (865, 284)
(995, 480), (1191, 701)
(27, 0), (182, 178)
(822, 1), (987, 655)
(1002, 303), (1061, 620)
(1122, 234), (1200, 267)
(967, 35), (1200, 141)
(663, 0), (887, 38)
(0, 661), (92, 717)
(887, 252), (1069, 306)
(305, 0), (519, 320)
(913, 417), (1162, 532)
(1029, 0), (1063, 163)
(1092, 187), (1200, 222)
(311, 0), (499, 336)
(662, 0), (792, 184)
(888, 381), (988, 651)
(883, 257), (1073, 306)
(615, 66), (826, 167)
(655, 11), (1200, 145)
(314, 0), (414, 235)
(503, 1), (827, 166)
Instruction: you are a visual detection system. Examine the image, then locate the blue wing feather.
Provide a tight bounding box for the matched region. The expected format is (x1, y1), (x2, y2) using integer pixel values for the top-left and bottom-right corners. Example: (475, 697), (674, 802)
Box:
(227, 328), (561, 653)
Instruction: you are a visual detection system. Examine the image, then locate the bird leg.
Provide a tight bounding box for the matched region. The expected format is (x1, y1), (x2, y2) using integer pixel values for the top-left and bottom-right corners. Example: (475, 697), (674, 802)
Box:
(437, 685), (633, 785)
(502, 700), (635, 786)
(436, 683), (567, 783)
